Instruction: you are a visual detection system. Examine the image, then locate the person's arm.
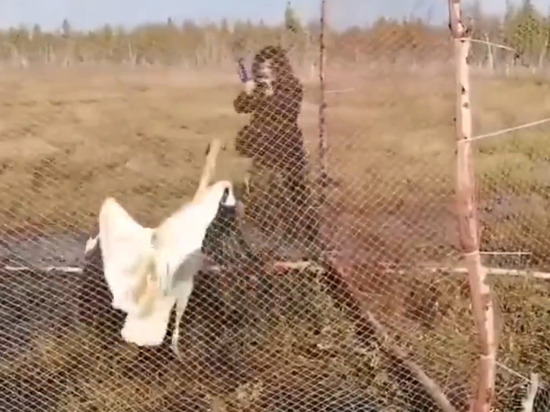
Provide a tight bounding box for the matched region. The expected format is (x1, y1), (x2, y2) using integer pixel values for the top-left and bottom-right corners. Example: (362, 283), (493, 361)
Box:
(234, 80), (264, 113)
(270, 77), (303, 120)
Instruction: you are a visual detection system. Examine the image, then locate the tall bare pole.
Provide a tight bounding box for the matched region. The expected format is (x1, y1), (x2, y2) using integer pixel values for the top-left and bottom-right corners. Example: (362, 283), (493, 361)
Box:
(318, 0), (328, 194)
(448, 1), (497, 411)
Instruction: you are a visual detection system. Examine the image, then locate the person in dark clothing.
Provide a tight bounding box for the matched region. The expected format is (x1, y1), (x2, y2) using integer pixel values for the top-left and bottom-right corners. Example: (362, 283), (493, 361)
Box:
(233, 45), (319, 251)
(234, 45), (307, 178)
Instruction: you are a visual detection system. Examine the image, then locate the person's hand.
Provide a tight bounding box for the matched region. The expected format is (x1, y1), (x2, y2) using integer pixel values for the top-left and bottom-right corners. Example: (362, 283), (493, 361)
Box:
(264, 82), (274, 96)
(257, 78), (274, 96)
(244, 80), (256, 95)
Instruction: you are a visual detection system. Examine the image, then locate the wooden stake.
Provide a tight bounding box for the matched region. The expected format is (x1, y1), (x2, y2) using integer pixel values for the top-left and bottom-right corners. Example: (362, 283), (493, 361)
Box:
(318, 0), (328, 195)
(448, 1), (497, 411)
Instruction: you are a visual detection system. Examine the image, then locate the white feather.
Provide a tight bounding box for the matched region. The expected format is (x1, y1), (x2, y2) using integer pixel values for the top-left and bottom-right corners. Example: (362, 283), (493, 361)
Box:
(98, 197), (157, 316)
(96, 181), (236, 352)
(153, 180), (236, 295)
(120, 294), (176, 346)
(84, 234), (99, 254)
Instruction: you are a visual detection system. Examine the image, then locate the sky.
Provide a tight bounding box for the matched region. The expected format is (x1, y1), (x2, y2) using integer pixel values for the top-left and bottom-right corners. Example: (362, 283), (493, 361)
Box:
(0, 0), (549, 32)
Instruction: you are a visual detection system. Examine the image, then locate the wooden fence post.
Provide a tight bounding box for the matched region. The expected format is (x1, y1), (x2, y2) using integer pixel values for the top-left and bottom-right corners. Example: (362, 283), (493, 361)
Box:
(448, 1), (498, 411)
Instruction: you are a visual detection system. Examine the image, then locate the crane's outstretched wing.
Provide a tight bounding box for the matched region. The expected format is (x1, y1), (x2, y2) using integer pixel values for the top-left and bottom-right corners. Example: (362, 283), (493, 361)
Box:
(98, 197), (157, 316)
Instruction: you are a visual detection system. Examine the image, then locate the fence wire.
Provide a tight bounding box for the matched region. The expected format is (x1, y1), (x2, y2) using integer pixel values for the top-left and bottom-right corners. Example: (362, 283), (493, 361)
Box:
(320, 2), (474, 411)
(0, 1), (548, 412)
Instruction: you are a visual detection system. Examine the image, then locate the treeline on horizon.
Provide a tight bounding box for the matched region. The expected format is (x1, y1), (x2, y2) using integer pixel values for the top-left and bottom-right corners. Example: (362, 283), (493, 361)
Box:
(0, 0), (547, 69)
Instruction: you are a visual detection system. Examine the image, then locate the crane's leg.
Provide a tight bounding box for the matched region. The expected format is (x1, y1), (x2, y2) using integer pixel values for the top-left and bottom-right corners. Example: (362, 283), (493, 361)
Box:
(171, 279), (194, 360)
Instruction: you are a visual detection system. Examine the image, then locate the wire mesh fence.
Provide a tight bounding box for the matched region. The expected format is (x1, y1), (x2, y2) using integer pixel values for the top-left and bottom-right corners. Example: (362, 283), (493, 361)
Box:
(0, 1), (549, 411)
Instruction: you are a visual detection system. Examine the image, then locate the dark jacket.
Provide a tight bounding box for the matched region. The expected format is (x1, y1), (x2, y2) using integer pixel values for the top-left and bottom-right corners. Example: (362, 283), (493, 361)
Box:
(234, 75), (307, 174)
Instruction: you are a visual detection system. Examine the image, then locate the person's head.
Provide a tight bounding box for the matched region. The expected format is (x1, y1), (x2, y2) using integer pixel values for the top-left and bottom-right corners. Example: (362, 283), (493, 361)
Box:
(252, 45), (294, 84)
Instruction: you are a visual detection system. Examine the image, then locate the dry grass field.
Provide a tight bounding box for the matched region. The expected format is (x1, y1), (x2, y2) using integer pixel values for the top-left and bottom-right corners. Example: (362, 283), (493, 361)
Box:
(0, 65), (549, 411)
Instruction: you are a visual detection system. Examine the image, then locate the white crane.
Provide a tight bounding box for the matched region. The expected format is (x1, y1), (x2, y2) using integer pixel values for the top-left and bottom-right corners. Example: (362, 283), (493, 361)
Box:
(94, 140), (234, 358)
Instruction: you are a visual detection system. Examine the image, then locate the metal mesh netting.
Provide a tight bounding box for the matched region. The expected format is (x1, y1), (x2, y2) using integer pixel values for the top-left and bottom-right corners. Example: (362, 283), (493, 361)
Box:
(317, 2), (473, 411)
(0, 1), (549, 412)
